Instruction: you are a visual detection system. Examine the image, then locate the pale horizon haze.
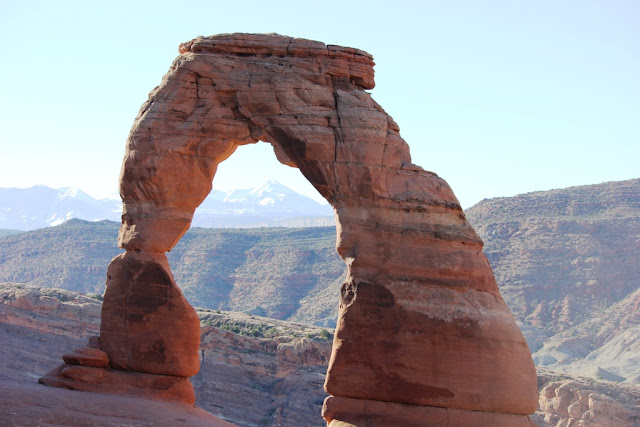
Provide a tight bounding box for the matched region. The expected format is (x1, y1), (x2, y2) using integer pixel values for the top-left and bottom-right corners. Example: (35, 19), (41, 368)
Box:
(1, 1), (638, 208)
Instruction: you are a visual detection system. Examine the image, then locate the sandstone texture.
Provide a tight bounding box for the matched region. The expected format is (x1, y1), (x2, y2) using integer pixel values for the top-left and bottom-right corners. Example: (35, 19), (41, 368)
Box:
(322, 396), (538, 427)
(2, 284), (640, 426)
(107, 32), (538, 422)
(62, 346), (109, 368)
(39, 249), (203, 404)
(39, 361), (197, 405)
(0, 283), (101, 383)
(100, 252), (201, 377)
(194, 311), (332, 425)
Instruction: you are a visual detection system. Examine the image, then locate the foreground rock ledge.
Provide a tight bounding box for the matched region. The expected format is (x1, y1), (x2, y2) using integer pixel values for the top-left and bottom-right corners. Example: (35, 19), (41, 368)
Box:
(322, 396), (538, 427)
(1, 379), (235, 427)
(43, 33), (538, 425)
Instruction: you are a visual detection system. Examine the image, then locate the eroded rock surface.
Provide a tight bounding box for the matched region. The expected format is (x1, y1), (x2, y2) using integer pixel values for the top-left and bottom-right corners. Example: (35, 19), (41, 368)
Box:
(534, 368), (640, 427)
(100, 252), (200, 377)
(0, 283), (333, 425)
(104, 33), (538, 423)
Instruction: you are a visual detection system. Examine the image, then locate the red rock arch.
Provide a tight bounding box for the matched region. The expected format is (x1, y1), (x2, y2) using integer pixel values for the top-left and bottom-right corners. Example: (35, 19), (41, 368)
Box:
(87, 34), (537, 425)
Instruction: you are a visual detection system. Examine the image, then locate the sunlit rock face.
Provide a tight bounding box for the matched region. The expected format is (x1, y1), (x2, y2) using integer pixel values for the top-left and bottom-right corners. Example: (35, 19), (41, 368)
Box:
(90, 33), (536, 424)
(100, 252), (201, 377)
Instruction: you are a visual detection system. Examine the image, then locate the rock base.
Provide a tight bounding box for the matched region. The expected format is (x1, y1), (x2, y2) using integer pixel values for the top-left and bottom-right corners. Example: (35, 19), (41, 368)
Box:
(322, 396), (538, 427)
(38, 344), (195, 405)
(39, 364), (196, 405)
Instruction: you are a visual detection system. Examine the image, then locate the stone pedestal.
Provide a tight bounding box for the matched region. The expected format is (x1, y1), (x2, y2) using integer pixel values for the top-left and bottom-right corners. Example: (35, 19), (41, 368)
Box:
(39, 341), (196, 405)
(100, 252), (201, 377)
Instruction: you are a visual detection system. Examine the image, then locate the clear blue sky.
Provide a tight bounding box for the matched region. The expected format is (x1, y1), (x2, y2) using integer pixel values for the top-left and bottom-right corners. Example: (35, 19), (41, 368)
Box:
(1, 0), (638, 207)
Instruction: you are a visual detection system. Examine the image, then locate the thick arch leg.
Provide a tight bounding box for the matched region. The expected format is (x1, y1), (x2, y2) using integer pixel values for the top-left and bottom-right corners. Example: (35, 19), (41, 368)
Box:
(100, 251), (200, 377)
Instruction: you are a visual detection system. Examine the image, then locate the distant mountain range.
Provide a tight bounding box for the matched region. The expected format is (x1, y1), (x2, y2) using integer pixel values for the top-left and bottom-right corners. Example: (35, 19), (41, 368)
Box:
(0, 180), (334, 230)
(0, 186), (121, 231)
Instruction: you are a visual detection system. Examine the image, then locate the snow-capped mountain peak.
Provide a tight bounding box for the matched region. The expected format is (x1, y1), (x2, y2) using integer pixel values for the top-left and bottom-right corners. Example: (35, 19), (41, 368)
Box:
(249, 180), (289, 197)
(0, 186), (121, 230)
(0, 181), (334, 230)
(57, 187), (93, 202)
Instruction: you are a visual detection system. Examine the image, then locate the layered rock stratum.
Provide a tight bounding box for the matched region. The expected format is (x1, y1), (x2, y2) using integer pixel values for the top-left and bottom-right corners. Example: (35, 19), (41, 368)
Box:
(0, 220), (344, 326)
(0, 380), (233, 427)
(534, 368), (640, 427)
(2, 283), (639, 426)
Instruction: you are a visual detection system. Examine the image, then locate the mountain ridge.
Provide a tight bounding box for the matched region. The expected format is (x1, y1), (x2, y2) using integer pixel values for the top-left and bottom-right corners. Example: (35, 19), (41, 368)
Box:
(465, 178), (640, 384)
(0, 181), (334, 231)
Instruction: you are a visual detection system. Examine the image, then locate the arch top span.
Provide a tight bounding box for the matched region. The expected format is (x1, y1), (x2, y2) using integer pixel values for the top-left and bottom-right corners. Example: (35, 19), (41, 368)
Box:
(118, 33), (478, 255)
(108, 33), (537, 425)
(178, 33), (376, 90)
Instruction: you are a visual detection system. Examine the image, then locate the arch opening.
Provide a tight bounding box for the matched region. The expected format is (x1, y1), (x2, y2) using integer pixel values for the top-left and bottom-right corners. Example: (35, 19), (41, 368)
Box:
(174, 140), (343, 325)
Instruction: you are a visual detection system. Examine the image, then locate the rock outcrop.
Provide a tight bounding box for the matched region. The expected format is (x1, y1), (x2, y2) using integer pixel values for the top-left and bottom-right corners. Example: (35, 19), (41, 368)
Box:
(76, 32), (538, 424)
(0, 283), (101, 383)
(39, 251), (201, 403)
(100, 252), (201, 377)
(533, 368), (640, 426)
(194, 312), (332, 425)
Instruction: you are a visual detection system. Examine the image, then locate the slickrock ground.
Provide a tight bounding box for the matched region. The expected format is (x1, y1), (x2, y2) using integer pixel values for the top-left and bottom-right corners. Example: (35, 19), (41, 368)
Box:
(0, 284), (233, 426)
(0, 380), (233, 427)
(3, 282), (640, 426)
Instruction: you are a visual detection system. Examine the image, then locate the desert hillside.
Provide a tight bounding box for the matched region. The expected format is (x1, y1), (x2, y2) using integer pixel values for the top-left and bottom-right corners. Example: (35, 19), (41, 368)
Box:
(466, 178), (640, 383)
(0, 221), (345, 326)
(0, 283), (332, 426)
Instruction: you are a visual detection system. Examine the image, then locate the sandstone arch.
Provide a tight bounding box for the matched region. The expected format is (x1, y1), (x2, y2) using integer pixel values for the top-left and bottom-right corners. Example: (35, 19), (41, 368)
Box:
(45, 34), (538, 425)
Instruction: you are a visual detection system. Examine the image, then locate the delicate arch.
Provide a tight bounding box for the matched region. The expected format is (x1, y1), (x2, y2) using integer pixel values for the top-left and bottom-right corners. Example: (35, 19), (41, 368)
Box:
(105, 34), (537, 424)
